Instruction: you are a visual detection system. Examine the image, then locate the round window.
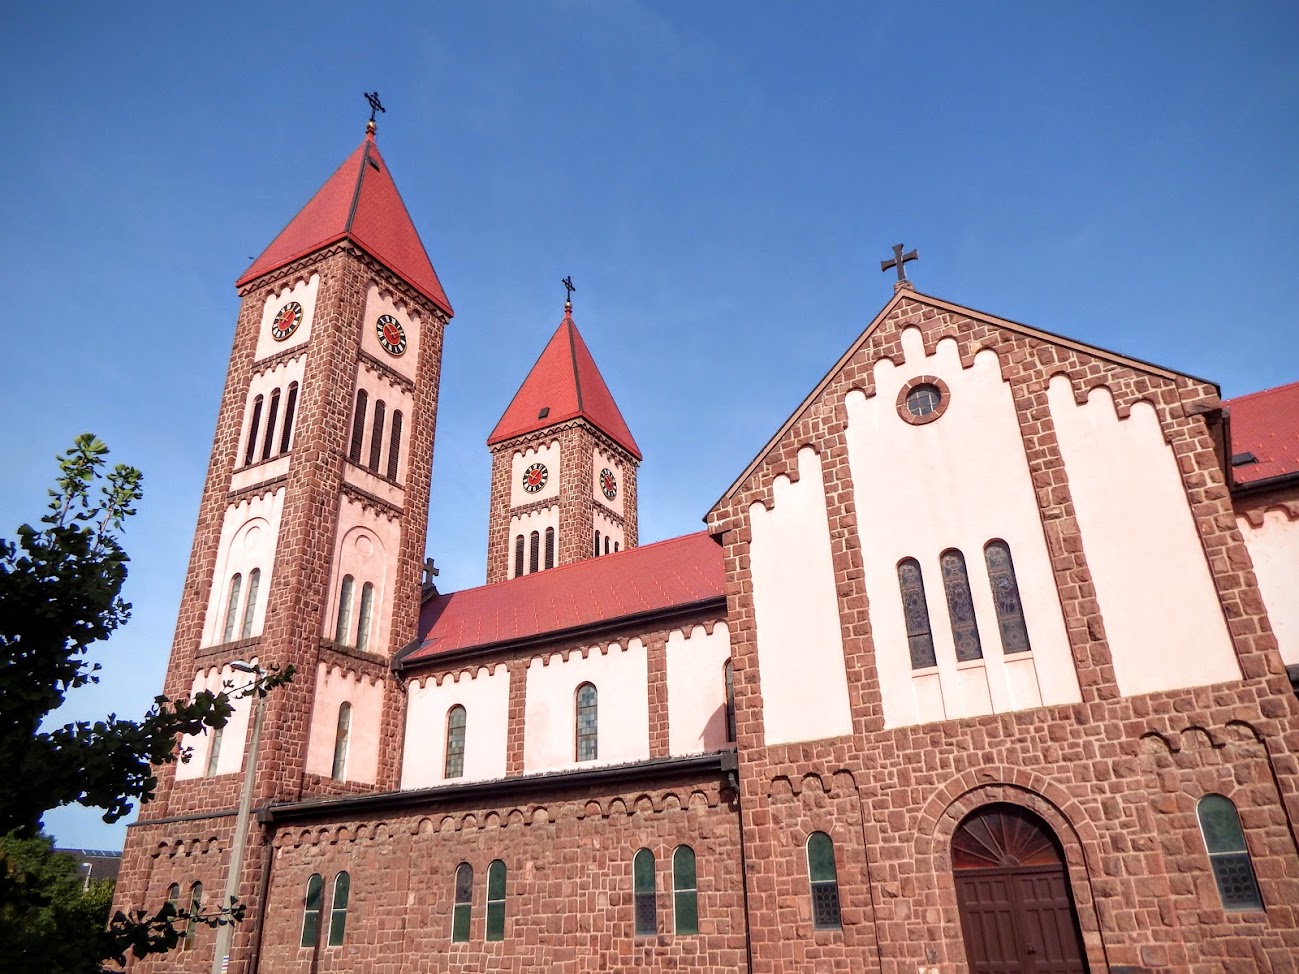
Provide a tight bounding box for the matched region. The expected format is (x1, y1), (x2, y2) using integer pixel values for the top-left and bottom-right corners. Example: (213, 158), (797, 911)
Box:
(905, 383), (942, 418)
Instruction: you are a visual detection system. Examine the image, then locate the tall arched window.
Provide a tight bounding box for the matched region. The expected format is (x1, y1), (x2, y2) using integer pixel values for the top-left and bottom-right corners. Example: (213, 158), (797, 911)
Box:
(278, 381), (298, 454)
(604, 536), (611, 555)
(984, 541), (1031, 654)
(594, 530), (601, 556)
(222, 573), (243, 643)
(184, 881), (203, 949)
(331, 703), (352, 781)
(445, 705), (466, 779)
(369, 400), (386, 472)
(486, 860), (506, 941)
(633, 848), (656, 937)
(355, 582), (374, 653)
(673, 845), (698, 935)
(940, 549), (983, 661)
(328, 872), (350, 946)
(244, 395), (263, 466)
(348, 390), (368, 463)
(301, 874), (323, 947)
(240, 568), (261, 640)
(724, 660), (737, 743)
(1197, 794), (1263, 911)
(261, 387), (281, 462)
(544, 527), (555, 570)
(575, 683), (598, 761)
(387, 410), (403, 481)
(452, 863), (473, 942)
(166, 883), (180, 911)
(205, 724), (224, 777)
(614, 541), (620, 552)
(897, 558), (937, 668)
(514, 535), (525, 578)
(806, 832), (841, 930)
(335, 575), (354, 645)
(529, 531), (540, 574)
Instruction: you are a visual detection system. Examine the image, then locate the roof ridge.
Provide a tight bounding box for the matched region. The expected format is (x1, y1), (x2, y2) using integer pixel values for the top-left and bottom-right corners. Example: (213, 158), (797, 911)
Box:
(567, 316), (585, 413)
(1225, 379), (1299, 404)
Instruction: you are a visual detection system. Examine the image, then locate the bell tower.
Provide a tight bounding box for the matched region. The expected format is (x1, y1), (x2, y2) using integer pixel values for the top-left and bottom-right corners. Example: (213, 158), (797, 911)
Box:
(117, 114), (452, 962)
(485, 295), (640, 583)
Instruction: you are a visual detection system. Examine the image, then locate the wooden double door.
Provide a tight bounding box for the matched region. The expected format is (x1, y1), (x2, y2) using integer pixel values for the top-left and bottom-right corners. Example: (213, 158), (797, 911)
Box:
(953, 804), (1089, 974)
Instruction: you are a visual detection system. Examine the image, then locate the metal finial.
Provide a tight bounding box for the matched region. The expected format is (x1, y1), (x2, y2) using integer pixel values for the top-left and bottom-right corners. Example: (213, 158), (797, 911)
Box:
(881, 243), (919, 288)
(561, 276), (576, 312)
(364, 91), (386, 128)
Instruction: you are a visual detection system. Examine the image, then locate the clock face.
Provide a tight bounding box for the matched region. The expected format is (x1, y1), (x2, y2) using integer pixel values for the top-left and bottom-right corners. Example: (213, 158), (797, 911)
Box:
(599, 468), (618, 500)
(376, 314), (407, 356)
(271, 301), (304, 341)
(522, 462), (548, 493)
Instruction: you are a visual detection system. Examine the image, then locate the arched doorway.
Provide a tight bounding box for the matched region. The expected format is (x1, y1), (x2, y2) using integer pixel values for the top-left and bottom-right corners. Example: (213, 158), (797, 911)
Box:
(952, 803), (1089, 974)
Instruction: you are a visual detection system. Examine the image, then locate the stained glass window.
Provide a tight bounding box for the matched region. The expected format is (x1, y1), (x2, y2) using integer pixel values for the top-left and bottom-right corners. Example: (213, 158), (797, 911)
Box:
(301, 874), (323, 947)
(633, 848), (656, 937)
(222, 574), (242, 643)
(445, 705), (466, 779)
(724, 660), (737, 743)
(905, 383), (942, 417)
(240, 568), (260, 640)
(1197, 795), (1264, 911)
(806, 832), (841, 930)
(356, 582), (374, 653)
(331, 703), (351, 781)
(328, 872), (350, 946)
(897, 558), (937, 668)
(348, 390), (367, 463)
(575, 683), (598, 761)
(673, 846), (698, 935)
(940, 550), (983, 661)
(486, 860), (506, 941)
(452, 863), (473, 942)
(984, 541), (1031, 654)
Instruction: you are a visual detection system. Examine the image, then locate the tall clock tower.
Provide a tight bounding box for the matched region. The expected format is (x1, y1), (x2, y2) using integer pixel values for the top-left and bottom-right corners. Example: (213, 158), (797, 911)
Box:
(485, 298), (640, 583)
(114, 118), (451, 968)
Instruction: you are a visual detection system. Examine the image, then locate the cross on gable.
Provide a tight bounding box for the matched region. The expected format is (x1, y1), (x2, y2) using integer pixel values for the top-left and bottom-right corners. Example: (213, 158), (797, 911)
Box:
(881, 243), (919, 287)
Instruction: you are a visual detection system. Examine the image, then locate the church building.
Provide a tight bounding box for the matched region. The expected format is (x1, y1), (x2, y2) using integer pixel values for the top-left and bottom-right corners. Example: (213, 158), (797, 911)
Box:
(114, 119), (1299, 974)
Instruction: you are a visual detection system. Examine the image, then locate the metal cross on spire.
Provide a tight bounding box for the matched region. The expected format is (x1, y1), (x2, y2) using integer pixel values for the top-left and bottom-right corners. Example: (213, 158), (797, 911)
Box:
(364, 91), (386, 124)
(881, 243), (919, 289)
(562, 276), (576, 310)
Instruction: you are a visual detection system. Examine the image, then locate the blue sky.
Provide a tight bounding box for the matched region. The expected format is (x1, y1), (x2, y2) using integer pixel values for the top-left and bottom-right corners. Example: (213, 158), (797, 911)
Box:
(2, 2), (1295, 850)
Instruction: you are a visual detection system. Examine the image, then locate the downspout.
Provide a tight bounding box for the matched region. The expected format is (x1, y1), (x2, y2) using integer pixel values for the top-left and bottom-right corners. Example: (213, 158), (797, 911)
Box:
(721, 750), (755, 974)
(247, 811), (276, 974)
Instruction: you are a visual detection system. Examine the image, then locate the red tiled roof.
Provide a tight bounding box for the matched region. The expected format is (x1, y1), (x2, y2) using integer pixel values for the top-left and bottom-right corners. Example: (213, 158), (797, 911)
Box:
(1227, 380), (1299, 485)
(406, 532), (723, 661)
(487, 311), (641, 459)
(236, 133), (452, 315)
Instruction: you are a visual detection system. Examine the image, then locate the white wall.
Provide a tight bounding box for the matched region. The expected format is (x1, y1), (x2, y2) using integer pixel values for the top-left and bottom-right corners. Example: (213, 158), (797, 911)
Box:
(508, 505), (561, 575)
(360, 285), (424, 381)
(665, 623), (732, 755)
(1238, 509), (1299, 665)
(401, 665), (511, 788)
(591, 444), (626, 517)
(304, 664), (385, 784)
(509, 440), (562, 508)
(593, 509), (624, 555)
(202, 489), (285, 647)
(1048, 378), (1240, 696)
(253, 274), (319, 362)
(322, 495), (400, 656)
(523, 640), (650, 773)
(844, 332), (1080, 728)
(749, 446), (854, 745)
(175, 660), (257, 780)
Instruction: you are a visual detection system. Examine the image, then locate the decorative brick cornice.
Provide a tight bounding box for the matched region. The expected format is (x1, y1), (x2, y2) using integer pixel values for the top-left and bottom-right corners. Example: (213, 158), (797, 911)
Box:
(489, 418), (640, 468)
(358, 350), (416, 394)
(340, 480), (403, 520)
(250, 346), (307, 376)
(227, 475), (288, 506)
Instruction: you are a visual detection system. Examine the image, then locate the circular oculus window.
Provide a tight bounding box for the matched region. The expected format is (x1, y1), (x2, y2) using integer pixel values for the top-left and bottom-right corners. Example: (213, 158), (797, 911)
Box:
(896, 376), (951, 425)
(906, 383), (942, 417)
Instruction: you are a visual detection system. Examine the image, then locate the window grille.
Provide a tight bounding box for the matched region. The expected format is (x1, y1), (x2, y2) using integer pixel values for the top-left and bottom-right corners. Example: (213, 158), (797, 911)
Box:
(514, 536), (525, 578)
(387, 410), (402, 480)
(806, 832), (841, 930)
(486, 860), (506, 941)
(633, 848), (656, 937)
(262, 388), (280, 462)
(673, 845), (698, 935)
(244, 395), (263, 466)
(544, 527), (555, 569)
(575, 683), (598, 761)
(452, 863), (473, 942)
(1197, 795), (1264, 911)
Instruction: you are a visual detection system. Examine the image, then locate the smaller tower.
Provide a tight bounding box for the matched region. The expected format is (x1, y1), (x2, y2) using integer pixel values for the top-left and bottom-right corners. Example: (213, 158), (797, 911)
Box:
(485, 295), (640, 583)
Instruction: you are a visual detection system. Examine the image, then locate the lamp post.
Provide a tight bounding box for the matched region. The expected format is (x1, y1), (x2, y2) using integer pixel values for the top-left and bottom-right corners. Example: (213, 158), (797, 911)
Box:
(81, 861), (93, 892)
(211, 660), (267, 974)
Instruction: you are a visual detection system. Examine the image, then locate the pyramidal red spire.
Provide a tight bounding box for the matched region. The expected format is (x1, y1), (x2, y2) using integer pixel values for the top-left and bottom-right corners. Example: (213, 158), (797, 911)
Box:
(488, 304), (641, 459)
(237, 127), (452, 315)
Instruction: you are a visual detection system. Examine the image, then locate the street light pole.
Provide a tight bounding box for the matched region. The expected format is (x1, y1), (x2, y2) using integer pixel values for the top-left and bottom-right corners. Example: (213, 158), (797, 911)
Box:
(211, 662), (267, 974)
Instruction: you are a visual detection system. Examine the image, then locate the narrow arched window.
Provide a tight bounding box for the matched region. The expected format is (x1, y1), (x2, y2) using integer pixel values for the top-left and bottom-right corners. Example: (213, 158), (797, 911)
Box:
(529, 531), (540, 574)
(335, 575), (354, 645)
(897, 558), (937, 668)
(940, 549), (982, 661)
(604, 536), (611, 555)
(387, 410), (403, 481)
(278, 382), (298, 454)
(369, 400), (386, 472)
(633, 848), (656, 937)
(331, 703), (352, 781)
(205, 724), (224, 776)
(262, 387), (281, 462)
(328, 872), (350, 946)
(222, 573), (243, 643)
(445, 705), (466, 779)
(984, 540), (1031, 654)
(673, 845), (698, 935)
(166, 883), (180, 911)
(1197, 795), (1263, 911)
(355, 582), (374, 653)
(806, 832), (841, 930)
(185, 881), (203, 949)
(486, 860), (506, 941)
(301, 874), (323, 947)
(594, 530), (601, 556)
(544, 527), (555, 570)
(724, 660), (737, 743)
(575, 683), (598, 761)
(244, 395), (263, 467)
(348, 390), (368, 463)
(514, 535), (525, 578)
(614, 541), (619, 552)
(452, 863), (473, 942)
(240, 568), (260, 640)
